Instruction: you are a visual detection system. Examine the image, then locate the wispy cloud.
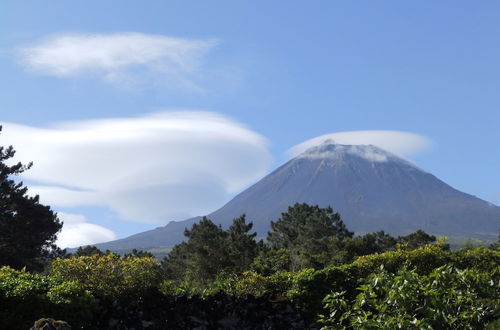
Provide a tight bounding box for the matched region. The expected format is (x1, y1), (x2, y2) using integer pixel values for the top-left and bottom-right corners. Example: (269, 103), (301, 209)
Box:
(18, 32), (218, 89)
(3, 111), (271, 224)
(289, 130), (432, 159)
(56, 212), (116, 249)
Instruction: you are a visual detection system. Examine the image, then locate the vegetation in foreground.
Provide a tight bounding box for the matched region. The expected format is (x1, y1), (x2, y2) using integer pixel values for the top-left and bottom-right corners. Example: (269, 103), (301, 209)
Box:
(0, 128), (499, 329)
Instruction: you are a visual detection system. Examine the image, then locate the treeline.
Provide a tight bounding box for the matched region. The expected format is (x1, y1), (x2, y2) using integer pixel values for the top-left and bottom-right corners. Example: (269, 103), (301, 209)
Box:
(161, 203), (440, 285)
(1, 204), (498, 329)
(1, 229), (499, 329)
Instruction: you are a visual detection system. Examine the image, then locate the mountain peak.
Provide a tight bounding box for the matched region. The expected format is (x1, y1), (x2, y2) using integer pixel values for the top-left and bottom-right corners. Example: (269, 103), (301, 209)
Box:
(298, 140), (403, 164)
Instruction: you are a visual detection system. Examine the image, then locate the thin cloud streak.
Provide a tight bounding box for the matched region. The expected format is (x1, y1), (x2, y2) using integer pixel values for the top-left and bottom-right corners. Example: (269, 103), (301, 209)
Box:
(18, 32), (218, 89)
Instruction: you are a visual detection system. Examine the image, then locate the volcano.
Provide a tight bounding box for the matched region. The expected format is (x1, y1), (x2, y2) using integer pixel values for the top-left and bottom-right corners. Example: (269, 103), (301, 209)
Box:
(95, 142), (500, 251)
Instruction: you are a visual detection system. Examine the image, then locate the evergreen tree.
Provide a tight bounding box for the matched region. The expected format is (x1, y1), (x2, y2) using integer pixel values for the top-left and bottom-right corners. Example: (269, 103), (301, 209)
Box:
(161, 241), (190, 281)
(268, 203), (353, 251)
(124, 248), (154, 258)
(397, 229), (436, 250)
(226, 214), (261, 272)
(71, 245), (104, 257)
(162, 215), (262, 284)
(267, 203), (353, 269)
(0, 127), (62, 270)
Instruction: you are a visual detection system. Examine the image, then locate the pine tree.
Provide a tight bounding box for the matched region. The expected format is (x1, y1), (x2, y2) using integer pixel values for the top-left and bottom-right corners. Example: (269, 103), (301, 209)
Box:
(0, 127), (62, 270)
(267, 203), (353, 269)
(226, 214), (260, 272)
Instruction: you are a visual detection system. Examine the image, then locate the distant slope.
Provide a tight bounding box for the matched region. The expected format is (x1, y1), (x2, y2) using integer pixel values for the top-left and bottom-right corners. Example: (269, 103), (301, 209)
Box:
(95, 143), (500, 251)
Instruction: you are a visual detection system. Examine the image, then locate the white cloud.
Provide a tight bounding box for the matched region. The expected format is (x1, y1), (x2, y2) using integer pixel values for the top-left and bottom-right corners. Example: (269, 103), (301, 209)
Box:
(3, 111), (271, 223)
(18, 32), (218, 89)
(56, 212), (116, 249)
(288, 130), (432, 159)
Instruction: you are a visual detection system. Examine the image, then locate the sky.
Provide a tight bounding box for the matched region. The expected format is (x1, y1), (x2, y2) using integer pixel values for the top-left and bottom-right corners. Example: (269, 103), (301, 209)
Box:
(1, 1), (499, 248)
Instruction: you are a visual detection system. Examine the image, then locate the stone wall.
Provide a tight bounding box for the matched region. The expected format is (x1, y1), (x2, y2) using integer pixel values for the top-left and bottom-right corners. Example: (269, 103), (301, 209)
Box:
(87, 290), (319, 329)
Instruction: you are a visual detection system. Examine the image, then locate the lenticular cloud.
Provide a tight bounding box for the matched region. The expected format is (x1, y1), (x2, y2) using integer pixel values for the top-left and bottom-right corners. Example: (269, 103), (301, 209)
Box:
(289, 130), (432, 159)
(2, 111), (271, 224)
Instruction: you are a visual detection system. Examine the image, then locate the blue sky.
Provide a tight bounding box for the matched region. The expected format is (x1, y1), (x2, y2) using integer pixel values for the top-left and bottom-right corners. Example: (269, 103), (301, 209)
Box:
(1, 1), (499, 247)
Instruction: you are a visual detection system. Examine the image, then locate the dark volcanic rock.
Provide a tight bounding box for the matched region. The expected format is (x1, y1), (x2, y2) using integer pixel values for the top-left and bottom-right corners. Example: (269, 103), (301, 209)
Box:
(88, 290), (318, 330)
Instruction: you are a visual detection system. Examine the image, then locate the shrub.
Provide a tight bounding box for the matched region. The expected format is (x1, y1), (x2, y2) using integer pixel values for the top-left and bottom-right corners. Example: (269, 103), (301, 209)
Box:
(287, 265), (357, 313)
(453, 246), (500, 273)
(46, 280), (97, 324)
(0, 266), (95, 329)
(250, 248), (292, 275)
(319, 265), (498, 329)
(351, 243), (453, 276)
(50, 254), (161, 299)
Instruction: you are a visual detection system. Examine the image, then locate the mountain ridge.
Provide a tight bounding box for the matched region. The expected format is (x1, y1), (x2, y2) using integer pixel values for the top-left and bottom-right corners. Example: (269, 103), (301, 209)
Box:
(94, 143), (500, 251)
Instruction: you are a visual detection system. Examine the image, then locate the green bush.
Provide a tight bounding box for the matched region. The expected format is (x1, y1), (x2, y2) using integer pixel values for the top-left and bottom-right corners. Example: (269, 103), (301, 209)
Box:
(287, 265), (357, 313)
(50, 254), (161, 299)
(351, 243), (453, 276)
(46, 280), (97, 324)
(0, 266), (95, 329)
(453, 246), (500, 273)
(319, 265), (498, 329)
(250, 248), (292, 275)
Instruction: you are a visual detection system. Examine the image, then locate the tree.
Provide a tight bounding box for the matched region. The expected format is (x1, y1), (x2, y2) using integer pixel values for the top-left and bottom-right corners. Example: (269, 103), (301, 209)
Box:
(123, 248), (154, 258)
(489, 230), (500, 251)
(0, 127), (62, 270)
(267, 203), (353, 269)
(162, 215), (262, 284)
(162, 217), (229, 284)
(397, 230), (436, 250)
(226, 214), (261, 272)
(71, 245), (104, 257)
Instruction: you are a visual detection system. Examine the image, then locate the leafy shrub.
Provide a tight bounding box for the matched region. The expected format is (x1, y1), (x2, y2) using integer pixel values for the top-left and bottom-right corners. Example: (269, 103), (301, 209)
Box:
(50, 254), (161, 299)
(46, 280), (97, 324)
(287, 265), (357, 313)
(0, 266), (95, 329)
(453, 246), (500, 273)
(250, 248), (292, 275)
(233, 271), (295, 297)
(158, 279), (184, 295)
(351, 243), (453, 276)
(319, 265), (498, 329)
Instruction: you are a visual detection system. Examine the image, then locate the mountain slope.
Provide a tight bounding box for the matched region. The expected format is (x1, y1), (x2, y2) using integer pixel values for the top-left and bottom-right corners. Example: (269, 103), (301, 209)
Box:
(95, 143), (500, 251)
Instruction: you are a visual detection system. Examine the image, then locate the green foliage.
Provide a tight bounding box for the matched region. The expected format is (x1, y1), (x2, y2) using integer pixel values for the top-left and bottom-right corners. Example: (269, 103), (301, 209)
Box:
(397, 229), (437, 250)
(250, 248), (292, 275)
(230, 271), (294, 297)
(158, 279), (195, 296)
(267, 203), (353, 270)
(319, 265), (498, 329)
(162, 215), (261, 285)
(489, 230), (500, 251)
(226, 214), (261, 272)
(0, 266), (95, 329)
(123, 248), (155, 258)
(454, 246), (500, 273)
(50, 253), (161, 299)
(287, 265), (357, 313)
(165, 217), (229, 285)
(46, 280), (97, 325)
(71, 245), (104, 257)
(351, 243), (453, 276)
(0, 127), (63, 271)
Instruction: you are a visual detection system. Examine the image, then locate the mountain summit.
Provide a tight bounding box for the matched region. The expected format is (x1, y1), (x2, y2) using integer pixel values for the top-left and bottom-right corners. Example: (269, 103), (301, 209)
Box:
(95, 143), (500, 251)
